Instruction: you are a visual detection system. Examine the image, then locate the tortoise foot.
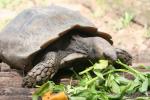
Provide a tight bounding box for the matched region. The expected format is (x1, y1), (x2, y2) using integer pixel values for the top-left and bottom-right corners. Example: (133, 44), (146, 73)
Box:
(22, 76), (37, 88)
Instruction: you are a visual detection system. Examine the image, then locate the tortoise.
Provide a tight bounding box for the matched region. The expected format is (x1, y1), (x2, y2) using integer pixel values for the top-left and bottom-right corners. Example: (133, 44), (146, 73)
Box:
(0, 5), (132, 87)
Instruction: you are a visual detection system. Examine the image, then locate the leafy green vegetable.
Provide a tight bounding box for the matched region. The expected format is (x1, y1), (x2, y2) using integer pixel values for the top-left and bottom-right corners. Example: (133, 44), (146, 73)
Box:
(69, 97), (86, 100)
(139, 78), (148, 94)
(32, 81), (51, 100)
(94, 60), (108, 70)
(32, 81), (65, 100)
(33, 60), (150, 100)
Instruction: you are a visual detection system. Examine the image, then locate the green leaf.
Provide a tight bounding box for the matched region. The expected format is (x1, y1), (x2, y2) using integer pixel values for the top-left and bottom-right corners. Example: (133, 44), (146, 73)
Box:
(86, 77), (98, 86)
(121, 11), (134, 27)
(32, 81), (65, 100)
(139, 78), (149, 93)
(148, 75), (150, 87)
(79, 67), (93, 75)
(126, 80), (140, 94)
(52, 84), (65, 92)
(136, 97), (150, 100)
(79, 76), (89, 86)
(120, 82), (132, 96)
(32, 81), (52, 100)
(32, 95), (39, 100)
(67, 85), (86, 95)
(86, 72), (92, 80)
(106, 74), (121, 94)
(116, 60), (146, 81)
(111, 80), (121, 94)
(93, 69), (105, 80)
(69, 96), (86, 100)
(115, 76), (130, 85)
(144, 66), (150, 70)
(98, 93), (109, 100)
(33, 81), (52, 96)
(94, 60), (108, 70)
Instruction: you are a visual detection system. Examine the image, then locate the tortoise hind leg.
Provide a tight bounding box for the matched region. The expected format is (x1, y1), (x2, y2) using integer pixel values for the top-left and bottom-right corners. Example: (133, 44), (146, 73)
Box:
(22, 52), (57, 87)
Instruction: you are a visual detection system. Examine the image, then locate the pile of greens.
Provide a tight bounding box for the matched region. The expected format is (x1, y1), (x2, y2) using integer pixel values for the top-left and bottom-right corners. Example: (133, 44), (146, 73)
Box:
(33, 60), (150, 100)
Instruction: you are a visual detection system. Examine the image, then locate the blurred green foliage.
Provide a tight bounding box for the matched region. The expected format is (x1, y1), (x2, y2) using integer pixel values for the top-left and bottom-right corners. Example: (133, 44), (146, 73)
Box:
(0, 0), (12, 8)
(0, 0), (21, 8)
(115, 11), (134, 30)
(144, 27), (150, 38)
(121, 12), (134, 27)
(0, 18), (11, 30)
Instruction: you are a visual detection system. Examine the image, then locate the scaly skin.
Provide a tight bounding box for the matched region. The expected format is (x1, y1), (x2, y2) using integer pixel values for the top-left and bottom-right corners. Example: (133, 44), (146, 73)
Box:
(22, 52), (57, 87)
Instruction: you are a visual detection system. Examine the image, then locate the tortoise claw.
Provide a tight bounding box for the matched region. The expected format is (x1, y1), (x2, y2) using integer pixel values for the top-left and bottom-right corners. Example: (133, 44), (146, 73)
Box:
(22, 76), (37, 88)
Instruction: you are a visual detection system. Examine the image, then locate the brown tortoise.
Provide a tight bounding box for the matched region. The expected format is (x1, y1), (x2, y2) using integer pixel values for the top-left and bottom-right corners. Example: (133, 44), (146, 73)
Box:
(0, 5), (132, 87)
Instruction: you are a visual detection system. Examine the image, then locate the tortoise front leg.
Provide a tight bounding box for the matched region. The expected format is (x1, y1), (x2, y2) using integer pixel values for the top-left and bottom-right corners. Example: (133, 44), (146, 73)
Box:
(22, 52), (58, 87)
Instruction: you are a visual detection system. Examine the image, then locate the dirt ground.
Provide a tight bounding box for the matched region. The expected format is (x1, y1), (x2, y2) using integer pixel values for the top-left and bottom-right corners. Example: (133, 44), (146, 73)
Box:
(0, 0), (150, 99)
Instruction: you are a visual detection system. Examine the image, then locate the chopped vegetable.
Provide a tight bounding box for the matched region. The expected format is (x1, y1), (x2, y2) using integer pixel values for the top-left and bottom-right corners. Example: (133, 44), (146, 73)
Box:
(50, 92), (68, 100)
(42, 91), (52, 100)
(41, 91), (68, 100)
(33, 60), (150, 100)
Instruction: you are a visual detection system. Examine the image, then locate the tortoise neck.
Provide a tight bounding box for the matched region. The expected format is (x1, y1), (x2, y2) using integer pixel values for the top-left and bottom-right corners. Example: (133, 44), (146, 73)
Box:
(66, 35), (90, 56)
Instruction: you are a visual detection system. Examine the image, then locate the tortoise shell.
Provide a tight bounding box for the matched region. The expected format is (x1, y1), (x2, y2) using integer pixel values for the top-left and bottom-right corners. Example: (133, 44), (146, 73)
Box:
(0, 5), (112, 70)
